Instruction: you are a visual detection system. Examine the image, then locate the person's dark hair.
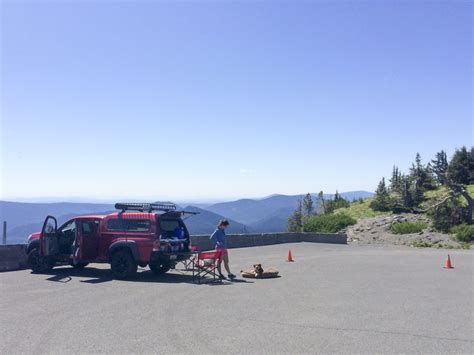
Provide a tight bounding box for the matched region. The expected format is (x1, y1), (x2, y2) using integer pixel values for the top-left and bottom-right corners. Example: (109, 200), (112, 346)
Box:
(218, 219), (230, 227)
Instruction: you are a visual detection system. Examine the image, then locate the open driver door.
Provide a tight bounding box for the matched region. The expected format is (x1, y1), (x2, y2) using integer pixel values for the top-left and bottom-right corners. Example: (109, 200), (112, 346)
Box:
(40, 216), (59, 257)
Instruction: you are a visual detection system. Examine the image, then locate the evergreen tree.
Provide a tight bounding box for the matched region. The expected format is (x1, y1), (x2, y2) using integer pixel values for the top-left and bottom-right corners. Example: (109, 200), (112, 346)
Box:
(407, 152), (437, 197)
(430, 150), (449, 185)
(325, 190), (350, 214)
(302, 193), (314, 217)
(447, 146), (471, 184)
(411, 178), (424, 206)
(370, 178), (391, 211)
(389, 165), (402, 193)
(401, 175), (413, 208)
(430, 197), (464, 232)
(317, 191), (326, 215)
(423, 164), (437, 190)
(288, 200), (303, 232)
(409, 153), (428, 188)
(470, 147), (474, 184)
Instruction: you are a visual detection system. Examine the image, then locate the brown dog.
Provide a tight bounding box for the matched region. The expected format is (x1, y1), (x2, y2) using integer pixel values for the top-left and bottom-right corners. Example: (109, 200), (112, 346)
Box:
(253, 263), (264, 277)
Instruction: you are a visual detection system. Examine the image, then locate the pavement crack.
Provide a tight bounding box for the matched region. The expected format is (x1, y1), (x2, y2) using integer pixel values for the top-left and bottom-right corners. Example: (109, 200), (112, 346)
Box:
(245, 318), (474, 344)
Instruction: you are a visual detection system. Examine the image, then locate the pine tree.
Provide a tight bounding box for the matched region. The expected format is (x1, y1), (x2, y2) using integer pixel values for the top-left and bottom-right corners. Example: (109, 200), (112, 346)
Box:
(302, 193), (314, 217)
(317, 191), (326, 214)
(389, 165), (402, 193)
(288, 200), (303, 232)
(401, 175), (413, 208)
(370, 178), (391, 211)
(325, 190), (350, 213)
(430, 150), (449, 185)
(423, 163), (437, 190)
(448, 146), (471, 184)
(469, 147), (474, 184)
(411, 178), (424, 206)
(409, 153), (428, 187)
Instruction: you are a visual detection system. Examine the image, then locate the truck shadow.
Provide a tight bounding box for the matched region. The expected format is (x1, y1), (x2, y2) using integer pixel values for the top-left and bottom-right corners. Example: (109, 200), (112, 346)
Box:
(43, 266), (252, 285)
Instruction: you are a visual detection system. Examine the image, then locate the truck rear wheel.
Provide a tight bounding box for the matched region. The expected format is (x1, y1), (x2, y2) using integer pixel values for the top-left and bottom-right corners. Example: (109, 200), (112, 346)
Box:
(28, 248), (53, 273)
(149, 261), (171, 275)
(110, 250), (137, 279)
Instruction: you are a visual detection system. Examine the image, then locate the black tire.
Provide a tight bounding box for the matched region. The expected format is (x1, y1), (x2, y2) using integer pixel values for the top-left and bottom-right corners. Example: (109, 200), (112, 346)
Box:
(149, 261), (171, 275)
(69, 261), (89, 269)
(110, 250), (137, 279)
(28, 248), (53, 273)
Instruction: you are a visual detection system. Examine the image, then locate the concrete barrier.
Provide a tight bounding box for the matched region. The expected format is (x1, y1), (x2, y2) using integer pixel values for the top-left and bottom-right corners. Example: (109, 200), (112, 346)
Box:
(0, 232), (346, 272)
(0, 244), (27, 272)
(190, 232), (347, 251)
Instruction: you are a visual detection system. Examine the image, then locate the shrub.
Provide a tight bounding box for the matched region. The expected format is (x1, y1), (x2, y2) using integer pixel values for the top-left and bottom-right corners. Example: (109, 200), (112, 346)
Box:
(410, 240), (432, 248)
(450, 224), (474, 243)
(303, 213), (356, 233)
(429, 199), (465, 232)
(391, 221), (427, 234)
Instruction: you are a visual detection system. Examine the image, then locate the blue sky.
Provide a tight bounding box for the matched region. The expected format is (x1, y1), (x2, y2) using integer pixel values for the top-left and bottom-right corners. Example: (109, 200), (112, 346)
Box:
(1, 0), (472, 202)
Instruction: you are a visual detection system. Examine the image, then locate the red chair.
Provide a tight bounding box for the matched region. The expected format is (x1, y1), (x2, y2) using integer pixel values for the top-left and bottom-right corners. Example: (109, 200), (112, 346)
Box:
(192, 250), (223, 284)
(181, 245), (198, 270)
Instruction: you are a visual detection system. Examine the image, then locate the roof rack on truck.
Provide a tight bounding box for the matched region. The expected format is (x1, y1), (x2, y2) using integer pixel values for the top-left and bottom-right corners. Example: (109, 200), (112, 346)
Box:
(115, 202), (177, 213)
(114, 202), (200, 216)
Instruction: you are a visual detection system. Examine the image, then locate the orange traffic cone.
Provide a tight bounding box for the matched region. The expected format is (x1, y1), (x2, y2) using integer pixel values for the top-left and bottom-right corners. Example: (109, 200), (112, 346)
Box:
(287, 249), (294, 262)
(444, 254), (454, 269)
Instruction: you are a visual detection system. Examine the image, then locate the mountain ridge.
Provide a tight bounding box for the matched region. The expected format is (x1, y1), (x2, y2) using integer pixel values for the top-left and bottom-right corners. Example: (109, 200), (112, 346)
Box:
(0, 191), (373, 244)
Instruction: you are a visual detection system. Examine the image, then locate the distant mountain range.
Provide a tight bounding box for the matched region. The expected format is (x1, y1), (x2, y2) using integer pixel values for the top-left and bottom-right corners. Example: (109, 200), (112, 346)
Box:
(179, 206), (250, 234)
(206, 191), (374, 232)
(0, 191), (373, 244)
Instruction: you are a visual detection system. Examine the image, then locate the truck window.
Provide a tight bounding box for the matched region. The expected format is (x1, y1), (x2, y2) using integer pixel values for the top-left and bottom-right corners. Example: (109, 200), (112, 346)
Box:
(60, 221), (76, 238)
(159, 219), (186, 239)
(80, 219), (100, 236)
(107, 219), (151, 232)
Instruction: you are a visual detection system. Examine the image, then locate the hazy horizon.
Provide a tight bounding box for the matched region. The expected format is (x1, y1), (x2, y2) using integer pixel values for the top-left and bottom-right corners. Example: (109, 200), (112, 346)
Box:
(0, 188), (374, 205)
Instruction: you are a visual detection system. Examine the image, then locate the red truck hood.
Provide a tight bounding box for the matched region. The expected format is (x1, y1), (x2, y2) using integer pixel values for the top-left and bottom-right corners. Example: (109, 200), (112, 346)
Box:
(28, 232), (41, 242)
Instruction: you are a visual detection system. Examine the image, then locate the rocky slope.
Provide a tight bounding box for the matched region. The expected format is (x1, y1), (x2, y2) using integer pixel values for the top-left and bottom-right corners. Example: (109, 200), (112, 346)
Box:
(344, 213), (461, 248)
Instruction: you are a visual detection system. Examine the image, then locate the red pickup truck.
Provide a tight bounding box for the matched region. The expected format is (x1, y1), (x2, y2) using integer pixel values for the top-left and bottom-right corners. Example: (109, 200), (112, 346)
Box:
(26, 202), (196, 279)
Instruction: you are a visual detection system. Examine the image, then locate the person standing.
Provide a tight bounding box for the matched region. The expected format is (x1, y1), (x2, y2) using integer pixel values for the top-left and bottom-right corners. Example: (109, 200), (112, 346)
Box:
(210, 219), (235, 279)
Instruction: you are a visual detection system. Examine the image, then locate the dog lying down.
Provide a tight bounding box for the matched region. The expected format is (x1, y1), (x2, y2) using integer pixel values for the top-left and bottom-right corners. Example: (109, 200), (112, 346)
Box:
(241, 264), (279, 278)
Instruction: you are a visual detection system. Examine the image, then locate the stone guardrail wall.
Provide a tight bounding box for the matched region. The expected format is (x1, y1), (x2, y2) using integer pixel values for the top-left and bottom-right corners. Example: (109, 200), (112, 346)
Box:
(0, 244), (28, 272)
(190, 232), (347, 251)
(0, 232), (346, 272)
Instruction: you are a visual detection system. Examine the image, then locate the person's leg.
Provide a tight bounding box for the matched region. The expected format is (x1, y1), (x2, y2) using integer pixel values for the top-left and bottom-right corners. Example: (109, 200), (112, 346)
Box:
(221, 252), (231, 274)
(217, 258), (223, 275)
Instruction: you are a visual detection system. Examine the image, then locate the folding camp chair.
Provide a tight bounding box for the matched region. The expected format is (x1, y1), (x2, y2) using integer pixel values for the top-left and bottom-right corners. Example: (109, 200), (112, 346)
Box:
(192, 250), (223, 284)
(180, 245), (198, 270)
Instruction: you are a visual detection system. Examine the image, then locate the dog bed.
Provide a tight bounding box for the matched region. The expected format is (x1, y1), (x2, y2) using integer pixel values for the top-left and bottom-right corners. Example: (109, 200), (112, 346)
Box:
(241, 264), (279, 278)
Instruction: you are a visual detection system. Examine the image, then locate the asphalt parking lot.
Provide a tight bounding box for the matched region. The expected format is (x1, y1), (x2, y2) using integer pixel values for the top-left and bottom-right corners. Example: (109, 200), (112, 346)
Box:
(1, 243), (473, 354)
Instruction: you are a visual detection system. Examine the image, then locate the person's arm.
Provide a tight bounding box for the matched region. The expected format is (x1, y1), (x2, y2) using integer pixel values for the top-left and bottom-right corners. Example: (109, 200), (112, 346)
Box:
(210, 229), (217, 243)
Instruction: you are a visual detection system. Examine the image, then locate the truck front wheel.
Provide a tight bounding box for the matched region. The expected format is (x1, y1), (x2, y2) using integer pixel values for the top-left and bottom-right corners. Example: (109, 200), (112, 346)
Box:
(28, 248), (53, 273)
(110, 250), (137, 279)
